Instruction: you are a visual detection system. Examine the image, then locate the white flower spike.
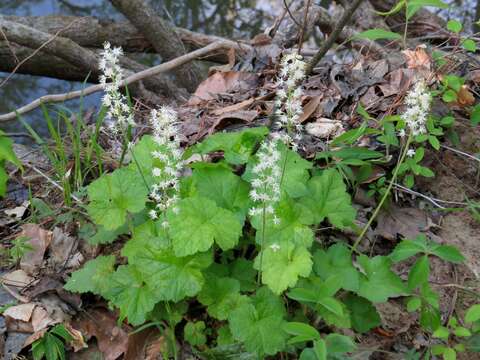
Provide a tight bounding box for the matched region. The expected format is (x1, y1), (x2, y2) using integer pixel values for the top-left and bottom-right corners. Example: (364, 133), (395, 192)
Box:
(274, 51), (306, 149)
(248, 139), (282, 221)
(99, 42), (134, 135)
(401, 81), (431, 136)
(148, 106), (184, 221)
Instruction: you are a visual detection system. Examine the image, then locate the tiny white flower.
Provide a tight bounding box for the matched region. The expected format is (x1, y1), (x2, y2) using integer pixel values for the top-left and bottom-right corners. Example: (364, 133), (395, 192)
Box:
(407, 149), (416, 157)
(274, 51), (306, 150)
(149, 209), (158, 219)
(398, 129), (406, 138)
(401, 81), (431, 136)
(269, 243), (281, 252)
(148, 107), (184, 218)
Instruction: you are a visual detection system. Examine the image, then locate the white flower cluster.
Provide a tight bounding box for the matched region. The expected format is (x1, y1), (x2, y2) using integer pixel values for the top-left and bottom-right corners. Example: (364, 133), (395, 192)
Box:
(148, 106), (183, 223)
(248, 139), (281, 224)
(99, 42), (134, 134)
(274, 51), (307, 151)
(401, 81), (432, 136)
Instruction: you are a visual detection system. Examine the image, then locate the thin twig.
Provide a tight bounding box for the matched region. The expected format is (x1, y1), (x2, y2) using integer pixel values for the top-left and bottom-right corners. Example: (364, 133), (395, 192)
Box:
(0, 17), (83, 89)
(390, 182), (469, 208)
(0, 41), (228, 122)
(29, 165), (82, 203)
(0, 26), (18, 63)
(297, 0), (312, 53)
(283, 0), (302, 28)
(306, 0), (364, 74)
(441, 144), (480, 163)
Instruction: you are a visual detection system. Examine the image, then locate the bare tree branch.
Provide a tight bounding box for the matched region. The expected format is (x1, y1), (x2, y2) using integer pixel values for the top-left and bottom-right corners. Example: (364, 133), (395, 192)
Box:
(0, 41), (229, 123)
(306, 0), (364, 74)
(109, 0), (202, 92)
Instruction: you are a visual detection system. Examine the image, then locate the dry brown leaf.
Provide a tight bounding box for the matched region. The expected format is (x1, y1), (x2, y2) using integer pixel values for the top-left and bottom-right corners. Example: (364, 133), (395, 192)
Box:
(3, 303), (36, 322)
(212, 97), (255, 116)
(305, 118), (344, 138)
(456, 85), (475, 106)
(299, 96), (321, 123)
(402, 46), (431, 71)
(374, 206), (433, 241)
(73, 308), (128, 360)
(1, 269), (34, 288)
(19, 224), (52, 275)
(188, 71), (259, 105)
(65, 323), (88, 352)
(31, 306), (57, 332)
(124, 327), (160, 360)
(50, 227), (77, 270)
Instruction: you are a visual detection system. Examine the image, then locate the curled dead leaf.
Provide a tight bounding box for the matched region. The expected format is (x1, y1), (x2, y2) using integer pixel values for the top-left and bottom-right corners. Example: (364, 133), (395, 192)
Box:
(188, 71), (259, 105)
(19, 224), (52, 275)
(306, 118), (344, 138)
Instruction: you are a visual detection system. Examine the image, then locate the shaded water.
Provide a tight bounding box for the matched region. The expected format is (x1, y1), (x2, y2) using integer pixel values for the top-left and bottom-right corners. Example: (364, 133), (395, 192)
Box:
(0, 0), (280, 140)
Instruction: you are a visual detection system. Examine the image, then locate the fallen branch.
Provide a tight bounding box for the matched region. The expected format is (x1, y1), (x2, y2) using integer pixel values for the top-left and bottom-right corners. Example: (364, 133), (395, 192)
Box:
(306, 0), (364, 74)
(1, 15), (250, 63)
(0, 41), (228, 122)
(109, 0), (202, 91)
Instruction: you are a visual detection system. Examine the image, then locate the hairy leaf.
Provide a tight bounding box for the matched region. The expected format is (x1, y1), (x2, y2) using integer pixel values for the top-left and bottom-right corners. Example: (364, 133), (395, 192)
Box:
(64, 255), (115, 295)
(191, 162), (251, 221)
(300, 169), (356, 228)
(168, 196), (243, 256)
(254, 243), (312, 294)
(357, 255), (406, 303)
(87, 167), (148, 230)
(228, 287), (287, 356)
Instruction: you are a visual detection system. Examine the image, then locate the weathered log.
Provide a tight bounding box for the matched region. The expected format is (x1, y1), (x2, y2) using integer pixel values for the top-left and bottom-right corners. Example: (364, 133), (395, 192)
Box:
(109, 0), (202, 92)
(0, 19), (181, 99)
(1, 15), (249, 64)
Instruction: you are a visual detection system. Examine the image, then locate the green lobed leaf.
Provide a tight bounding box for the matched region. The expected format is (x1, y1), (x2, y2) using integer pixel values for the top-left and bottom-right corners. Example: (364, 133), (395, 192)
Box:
(103, 265), (158, 325)
(168, 196), (243, 256)
(184, 321), (207, 346)
(190, 127), (269, 165)
(313, 243), (360, 292)
(408, 255), (430, 290)
(87, 167), (148, 230)
(228, 287), (287, 356)
(430, 244), (465, 263)
(390, 235), (429, 262)
(463, 39), (477, 52)
(283, 322), (320, 343)
(127, 243), (212, 302)
(230, 258), (257, 292)
(325, 333), (356, 354)
(190, 162), (251, 221)
(357, 255), (407, 303)
(64, 255), (115, 295)
(243, 141), (312, 198)
(254, 242), (312, 294)
(300, 169), (356, 228)
(471, 104), (480, 125)
(465, 304), (480, 323)
(198, 274), (249, 320)
(251, 195), (315, 248)
(344, 294), (381, 333)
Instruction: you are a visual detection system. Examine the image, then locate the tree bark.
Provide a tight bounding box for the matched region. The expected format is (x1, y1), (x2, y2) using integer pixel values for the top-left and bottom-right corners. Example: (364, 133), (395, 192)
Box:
(1, 15), (245, 63)
(109, 0), (202, 92)
(0, 19), (181, 99)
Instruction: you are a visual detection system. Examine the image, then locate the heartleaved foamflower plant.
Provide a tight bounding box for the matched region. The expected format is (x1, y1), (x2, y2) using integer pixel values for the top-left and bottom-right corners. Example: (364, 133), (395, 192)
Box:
(99, 42), (134, 135)
(401, 80), (432, 136)
(274, 51), (307, 151)
(148, 106), (183, 224)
